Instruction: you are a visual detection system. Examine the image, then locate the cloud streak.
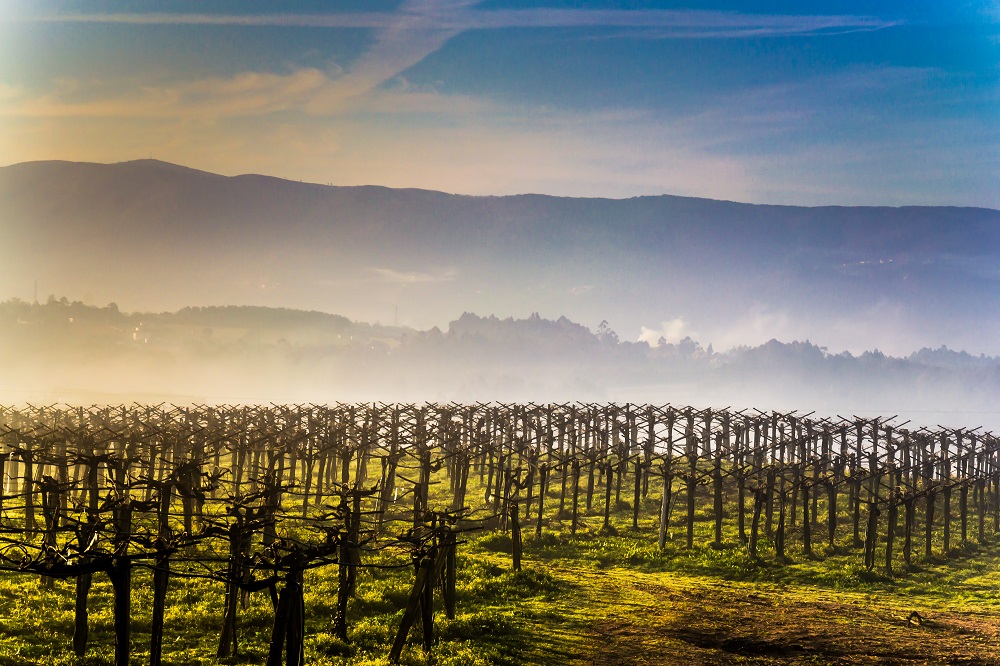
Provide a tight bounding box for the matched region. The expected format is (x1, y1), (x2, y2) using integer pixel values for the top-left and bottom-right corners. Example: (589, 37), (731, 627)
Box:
(1, 3), (901, 126)
(371, 267), (458, 286)
(0, 67), (493, 120)
(18, 7), (900, 39)
(330, 0), (468, 102)
(3, 1), (491, 116)
(6, 3), (900, 123)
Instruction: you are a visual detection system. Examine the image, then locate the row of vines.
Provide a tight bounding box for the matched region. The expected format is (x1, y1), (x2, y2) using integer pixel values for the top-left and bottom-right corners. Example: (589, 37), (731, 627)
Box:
(0, 402), (997, 664)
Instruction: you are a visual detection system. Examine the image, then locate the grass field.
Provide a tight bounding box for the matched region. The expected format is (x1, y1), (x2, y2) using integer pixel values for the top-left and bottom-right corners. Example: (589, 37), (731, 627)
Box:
(2, 493), (1000, 666)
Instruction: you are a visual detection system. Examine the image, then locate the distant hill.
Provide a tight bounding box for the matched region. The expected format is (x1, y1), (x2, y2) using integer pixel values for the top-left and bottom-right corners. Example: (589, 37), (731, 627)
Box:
(2, 159), (999, 356)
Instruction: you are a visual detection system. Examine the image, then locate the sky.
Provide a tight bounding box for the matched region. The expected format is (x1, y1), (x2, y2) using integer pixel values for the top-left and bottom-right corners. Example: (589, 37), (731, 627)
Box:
(1, 1), (997, 207)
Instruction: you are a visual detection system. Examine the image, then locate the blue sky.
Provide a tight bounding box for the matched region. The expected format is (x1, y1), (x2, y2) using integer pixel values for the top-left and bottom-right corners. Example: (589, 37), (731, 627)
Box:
(1, 1), (997, 206)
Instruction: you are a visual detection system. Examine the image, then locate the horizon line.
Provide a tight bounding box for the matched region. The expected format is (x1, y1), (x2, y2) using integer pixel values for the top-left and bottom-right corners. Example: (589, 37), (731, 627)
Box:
(2, 157), (994, 212)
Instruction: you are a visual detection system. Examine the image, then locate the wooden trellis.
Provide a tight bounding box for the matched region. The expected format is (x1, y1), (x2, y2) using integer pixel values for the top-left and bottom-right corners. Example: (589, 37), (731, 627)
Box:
(0, 402), (997, 664)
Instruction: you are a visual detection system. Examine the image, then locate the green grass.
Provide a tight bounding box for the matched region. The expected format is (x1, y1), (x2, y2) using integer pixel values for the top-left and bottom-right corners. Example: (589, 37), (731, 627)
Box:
(3, 472), (1000, 664)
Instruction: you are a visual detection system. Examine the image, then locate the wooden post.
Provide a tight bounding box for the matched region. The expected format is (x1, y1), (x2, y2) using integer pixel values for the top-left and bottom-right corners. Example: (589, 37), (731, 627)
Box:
(0, 452), (7, 520)
(389, 555), (434, 664)
(535, 463), (548, 537)
(943, 435), (952, 553)
(713, 436), (723, 547)
(775, 489), (786, 559)
(110, 500), (132, 666)
(511, 502), (522, 572)
(218, 506), (242, 659)
(420, 552), (434, 654)
(571, 460), (581, 535)
(960, 481), (969, 547)
(863, 502), (879, 571)
(40, 479), (61, 589)
(151, 482), (173, 666)
(925, 488), (936, 560)
(749, 487), (764, 560)
(632, 457), (643, 530)
(823, 471), (836, 546)
(686, 424), (698, 549)
(73, 515), (98, 657)
(736, 424), (747, 543)
(603, 462), (614, 533)
(21, 447), (37, 532)
(334, 494), (358, 641)
(903, 493), (914, 567)
(443, 527), (457, 620)
(557, 456), (569, 518)
(266, 576), (293, 666)
(802, 481), (812, 556)
(765, 416), (776, 537)
(586, 456), (597, 512)
(885, 493), (898, 576)
(658, 466), (671, 549)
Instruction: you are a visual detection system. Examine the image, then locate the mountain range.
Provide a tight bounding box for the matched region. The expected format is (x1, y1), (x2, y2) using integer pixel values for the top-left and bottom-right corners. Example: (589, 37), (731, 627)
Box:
(2, 159), (999, 357)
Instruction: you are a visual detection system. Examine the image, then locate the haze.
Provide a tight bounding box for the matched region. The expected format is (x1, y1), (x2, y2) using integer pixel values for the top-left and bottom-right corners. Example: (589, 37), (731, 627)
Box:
(1, 2), (998, 427)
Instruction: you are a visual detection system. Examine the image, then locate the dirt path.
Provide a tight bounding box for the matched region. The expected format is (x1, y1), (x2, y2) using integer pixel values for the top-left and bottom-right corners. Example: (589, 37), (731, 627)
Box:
(536, 566), (1000, 665)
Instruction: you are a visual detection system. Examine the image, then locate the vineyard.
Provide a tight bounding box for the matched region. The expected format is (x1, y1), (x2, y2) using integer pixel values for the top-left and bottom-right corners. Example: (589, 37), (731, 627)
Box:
(1, 402), (999, 665)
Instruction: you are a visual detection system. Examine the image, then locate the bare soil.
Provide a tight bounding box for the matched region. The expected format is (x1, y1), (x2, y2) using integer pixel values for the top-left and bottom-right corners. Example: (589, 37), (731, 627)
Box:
(540, 567), (1000, 665)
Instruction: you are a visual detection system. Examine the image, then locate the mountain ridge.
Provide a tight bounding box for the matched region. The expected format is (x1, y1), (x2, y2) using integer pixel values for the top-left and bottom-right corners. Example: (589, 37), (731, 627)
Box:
(3, 158), (999, 357)
(6, 158), (998, 211)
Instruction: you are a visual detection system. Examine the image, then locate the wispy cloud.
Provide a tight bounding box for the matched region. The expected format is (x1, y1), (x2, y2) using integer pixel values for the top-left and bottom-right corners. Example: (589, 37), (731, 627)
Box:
(8, 3), (900, 123)
(12, 13), (396, 28)
(371, 267), (458, 286)
(0, 66), (494, 120)
(0, 69), (332, 119)
(476, 9), (898, 37)
(19, 7), (899, 39)
(315, 0), (470, 102)
(1, 3), (902, 127)
(1, 1), (499, 119)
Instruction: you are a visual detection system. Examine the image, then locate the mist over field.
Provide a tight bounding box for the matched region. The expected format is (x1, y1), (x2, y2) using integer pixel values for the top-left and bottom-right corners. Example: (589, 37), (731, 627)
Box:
(3, 1), (999, 431)
(3, 298), (1000, 431)
(1, 160), (999, 429)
